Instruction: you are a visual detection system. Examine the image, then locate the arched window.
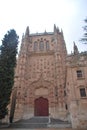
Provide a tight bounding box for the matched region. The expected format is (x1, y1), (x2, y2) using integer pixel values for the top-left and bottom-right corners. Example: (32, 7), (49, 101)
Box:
(46, 41), (49, 50)
(39, 41), (44, 51)
(34, 42), (38, 51)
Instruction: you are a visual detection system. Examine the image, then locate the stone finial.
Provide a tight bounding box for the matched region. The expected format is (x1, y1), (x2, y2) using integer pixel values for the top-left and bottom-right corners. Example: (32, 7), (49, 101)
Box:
(54, 24), (57, 34)
(44, 29), (47, 34)
(73, 41), (79, 55)
(57, 27), (59, 33)
(25, 26), (29, 38)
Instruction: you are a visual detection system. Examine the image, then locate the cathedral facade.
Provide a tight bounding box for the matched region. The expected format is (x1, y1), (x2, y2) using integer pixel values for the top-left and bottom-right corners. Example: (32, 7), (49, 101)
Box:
(9, 25), (87, 128)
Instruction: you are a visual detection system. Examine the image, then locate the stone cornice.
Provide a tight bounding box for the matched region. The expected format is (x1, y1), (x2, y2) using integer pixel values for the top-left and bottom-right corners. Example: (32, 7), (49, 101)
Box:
(28, 51), (55, 56)
(29, 32), (54, 37)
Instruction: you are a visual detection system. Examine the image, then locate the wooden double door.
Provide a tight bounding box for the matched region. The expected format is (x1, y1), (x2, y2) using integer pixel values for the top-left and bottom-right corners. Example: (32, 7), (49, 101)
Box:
(34, 97), (49, 116)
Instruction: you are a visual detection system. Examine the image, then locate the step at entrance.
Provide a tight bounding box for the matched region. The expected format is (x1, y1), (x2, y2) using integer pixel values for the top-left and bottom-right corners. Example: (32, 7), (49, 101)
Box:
(8, 117), (71, 128)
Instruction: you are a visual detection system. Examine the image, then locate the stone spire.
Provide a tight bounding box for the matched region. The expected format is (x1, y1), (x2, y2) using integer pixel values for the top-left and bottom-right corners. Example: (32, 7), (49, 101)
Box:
(73, 41), (79, 55)
(54, 24), (57, 34)
(44, 29), (47, 34)
(56, 26), (59, 33)
(25, 26), (29, 38)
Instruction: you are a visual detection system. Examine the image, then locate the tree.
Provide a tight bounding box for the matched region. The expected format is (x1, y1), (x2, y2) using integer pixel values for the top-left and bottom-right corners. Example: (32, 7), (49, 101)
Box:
(80, 17), (87, 44)
(0, 29), (19, 119)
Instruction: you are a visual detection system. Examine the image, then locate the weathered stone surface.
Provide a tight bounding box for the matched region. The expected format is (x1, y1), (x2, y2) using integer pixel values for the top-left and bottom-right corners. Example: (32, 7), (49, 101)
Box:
(8, 25), (87, 129)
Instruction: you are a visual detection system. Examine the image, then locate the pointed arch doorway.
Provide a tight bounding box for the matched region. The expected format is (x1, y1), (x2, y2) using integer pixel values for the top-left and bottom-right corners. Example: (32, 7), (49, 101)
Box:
(34, 97), (49, 116)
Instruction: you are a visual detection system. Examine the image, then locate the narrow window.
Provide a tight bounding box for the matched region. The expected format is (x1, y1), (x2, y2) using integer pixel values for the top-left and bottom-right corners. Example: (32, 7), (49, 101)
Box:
(80, 88), (86, 97)
(39, 41), (44, 51)
(77, 70), (82, 78)
(46, 41), (49, 50)
(34, 42), (38, 51)
(55, 86), (58, 96)
(65, 104), (68, 110)
(64, 90), (66, 96)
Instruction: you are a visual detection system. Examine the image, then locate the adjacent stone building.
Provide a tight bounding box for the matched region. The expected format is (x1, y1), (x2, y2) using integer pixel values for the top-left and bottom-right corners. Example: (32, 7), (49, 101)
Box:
(9, 25), (87, 128)
(66, 47), (87, 128)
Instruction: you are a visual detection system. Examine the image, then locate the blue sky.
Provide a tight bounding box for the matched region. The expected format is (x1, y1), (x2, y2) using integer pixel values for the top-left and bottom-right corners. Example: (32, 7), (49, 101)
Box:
(0, 0), (87, 53)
